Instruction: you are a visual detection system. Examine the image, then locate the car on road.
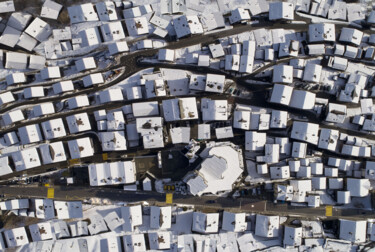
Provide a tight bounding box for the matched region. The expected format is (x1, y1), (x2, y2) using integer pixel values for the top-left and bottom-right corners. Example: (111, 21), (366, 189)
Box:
(206, 200), (216, 204)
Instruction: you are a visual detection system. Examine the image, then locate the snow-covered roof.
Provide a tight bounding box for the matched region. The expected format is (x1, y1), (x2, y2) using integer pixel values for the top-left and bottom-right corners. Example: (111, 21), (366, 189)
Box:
(303, 63), (322, 83)
(173, 15), (203, 39)
(33, 102), (55, 117)
(198, 124), (211, 140)
(79, 27), (101, 47)
(41, 118), (66, 140)
(18, 124), (43, 145)
(339, 28), (363, 46)
(222, 212), (247, 232)
(52, 27), (71, 41)
(67, 137), (94, 159)
(291, 121), (319, 145)
(289, 90), (316, 110)
(233, 110), (251, 130)
(308, 23), (335, 43)
(54, 201), (83, 219)
(99, 131), (127, 151)
(82, 73), (104, 87)
(75, 57), (96, 72)
(229, 8), (251, 24)
(148, 232), (171, 250)
(12, 148), (41, 171)
(5, 51), (27, 69)
(290, 179), (311, 202)
(104, 211), (125, 231)
(123, 234), (146, 251)
(3, 109), (24, 125)
(29, 222), (53, 241)
(270, 84), (293, 105)
(284, 226), (302, 246)
(0, 156), (13, 176)
(34, 199), (55, 220)
(255, 214), (280, 237)
(4, 227), (29, 248)
(215, 126), (234, 139)
(269, 2), (294, 20)
(7, 12), (31, 31)
(6, 72), (26, 85)
(96, 1), (118, 21)
(0, 26), (21, 48)
(163, 97), (198, 122)
(339, 219), (366, 243)
(17, 33), (37, 51)
(69, 220), (88, 237)
(0, 199), (29, 210)
(347, 178), (370, 197)
(88, 215), (108, 235)
(245, 131), (266, 151)
(158, 49), (175, 62)
(68, 3), (99, 24)
(132, 101), (159, 117)
(201, 98), (228, 121)
(108, 41), (129, 55)
(39, 141), (66, 164)
(150, 206), (172, 230)
(53, 80), (74, 94)
(67, 95), (90, 110)
(25, 18), (52, 42)
(66, 112), (91, 134)
(99, 88), (124, 103)
(205, 74), (225, 93)
(273, 65), (293, 84)
(0, 91), (15, 106)
(41, 66), (61, 80)
(29, 55), (46, 70)
(24, 86), (44, 99)
(53, 221), (70, 239)
(121, 205), (143, 232)
(170, 127), (190, 144)
(100, 22), (125, 42)
(318, 128), (339, 151)
(192, 212), (219, 234)
(106, 111), (125, 131)
(41, 0), (62, 20)
(125, 17), (149, 36)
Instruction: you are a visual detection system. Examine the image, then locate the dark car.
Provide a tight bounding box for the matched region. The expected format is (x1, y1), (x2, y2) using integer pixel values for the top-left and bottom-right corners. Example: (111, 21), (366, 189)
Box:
(206, 200), (216, 204)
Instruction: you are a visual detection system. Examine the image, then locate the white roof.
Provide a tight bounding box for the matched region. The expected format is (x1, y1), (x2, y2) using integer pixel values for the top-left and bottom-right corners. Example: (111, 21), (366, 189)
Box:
(270, 165), (290, 179)
(163, 97), (198, 121)
(4, 227), (29, 248)
(126, 86), (142, 101)
(3, 109), (24, 125)
(99, 131), (127, 151)
(17, 33), (37, 51)
(66, 113), (91, 134)
(123, 234), (146, 252)
(96, 1), (118, 21)
(67, 137), (94, 159)
(229, 8), (251, 24)
(318, 128), (339, 151)
(291, 142), (307, 158)
(270, 110), (287, 128)
(108, 41), (129, 55)
(52, 27), (72, 41)
(291, 121), (319, 145)
(347, 178), (370, 197)
(125, 17), (149, 36)
(148, 232), (171, 250)
(33, 102), (55, 117)
(0, 156), (13, 176)
(104, 211), (125, 231)
(308, 23), (335, 43)
(303, 63), (322, 83)
(12, 148), (41, 171)
(67, 95), (90, 109)
(339, 219), (367, 243)
(6, 72), (26, 85)
(269, 2), (294, 20)
(225, 54), (240, 71)
(79, 26), (101, 47)
(339, 28), (363, 46)
(41, 66), (61, 80)
(75, 57), (96, 72)
(53, 80), (74, 94)
(24, 86), (44, 99)
(0, 199), (29, 210)
(67, 3), (99, 24)
(222, 212), (247, 232)
(132, 101), (159, 117)
(255, 214), (280, 237)
(290, 179), (311, 202)
(284, 226), (302, 246)
(233, 110), (250, 130)
(83, 73), (104, 87)
(198, 124), (211, 140)
(107, 111), (126, 131)
(208, 43), (225, 58)
(0, 91), (15, 106)
(173, 15), (203, 39)
(273, 65), (293, 84)
(100, 89), (124, 103)
(34, 199), (55, 220)
(239, 55), (254, 74)
(29, 222), (53, 241)
(39, 141), (67, 164)
(69, 220), (88, 237)
(150, 206), (172, 229)
(201, 99), (228, 121)
(245, 131), (266, 151)
(89, 161), (135, 186)
(7, 12), (31, 31)
(121, 205), (143, 232)
(53, 221), (70, 239)
(18, 124), (43, 145)
(270, 84), (293, 105)
(289, 90), (316, 110)
(205, 74), (225, 93)
(29, 55), (46, 70)
(100, 22), (125, 42)
(41, 118), (66, 140)
(0, 26), (21, 48)
(88, 215), (108, 235)
(41, 0), (62, 20)
(25, 17), (52, 42)
(5, 52), (27, 69)
(192, 212), (219, 234)
(54, 201), (83, 219)
(215, 126), (234, 139)
(170, 127), (190, 144)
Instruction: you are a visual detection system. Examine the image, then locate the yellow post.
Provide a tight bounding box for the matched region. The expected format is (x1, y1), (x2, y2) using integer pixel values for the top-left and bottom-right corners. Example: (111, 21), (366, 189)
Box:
(47, 188), (54, 199)
(102, 153), (108, 161)
(44, 184), (50, 187)
(69, 159), (80, 166)
(166, 193), (173, 204)
(326, 205), (333, 217)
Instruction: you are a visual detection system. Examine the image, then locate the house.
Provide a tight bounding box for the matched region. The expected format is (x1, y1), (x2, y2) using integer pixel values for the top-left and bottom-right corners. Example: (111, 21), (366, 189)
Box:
(41, 66), (61, 80)
(328, 1), (346, 20)
(0, 26), (21, 48)
(269, 2), (294, 21)
(108, 41), (129, 55)
(34, 199), (55, 219)
(15, 34), (36, 52)
(318, 128), (339, 151)
(29, 222), (53, 241)
(53, 221), (70, 239)
(41, 118), (66, 140)
(192, 212), (219, 234)
(303, 64), (322, 83)
(69, 221), (88, 237)
(186, 143), (243, 196)
(99, 131), (127, 151)
(25, 17), (52, 42)
(201, 99), (228, 121)
(3, 131), (19, 146)
(88, 215), (108, 235)
(39, 142), (67, 164)
(312, 177), (326, 190)
(99, 89), (124, 103)
(78, 27), (101, 47)
(121, 205), (143, 232)
(33, 102), (55, 117)
(239, 55), (254, 74)
(67, 95), (90, 110)
(100, 22), (125, 42)
(270, 166), (290, 180)
(18, 124), (43, 145)
(233, 110), (251, 130)
(277, 184), (293, 201)
(75, 57), (96, 72)
(24, 86), (44, 99)
(4, 227), (29, 248)
(96, 1), (118, 21)
(328, 56), (348, 71)
(136, 39), (153, 49)
(54, 201), (83, 219)
(290, 179), (311, 202)
(145, 79), (166, 98)
(12, 148), (41, 171)
(6, 72), (26, 85)
(67, 3), (99, 24)
(339, 219), (366, 243)
(255, 214), (279, 237)
(132, 101), (159, 117)
(222, 212), (246, 232)
(170, 127), (190, 144)
(291, 142), (307, 158)
(0, 199), (29, 210)
(229, 8), (251, 24)
(2, 110), (24, 125)
(0, 156), (13, 176)
(83, 73), (104, 87)
(270, 110), (288, 128)
(215, 126), (234, 139)
(308, 23), (335, 43)
(197, 54), (210, 66)
(5, 52), (27, 69)
(284, 226), (302, 246)
(53, 80), (74, 94)
(198, 124), (211, 140)
(256, 144), (280, 163)
(41, 0), (62, 20)
(289, 90), (316, 110)
(148, 232), (171, 250)
(104, 211), (125, 231)
(208, 43), (225, 58)
(66, 113), (91, 134)
(361, 98), (374, 115)
(150, 206), (172, 229)
(67, 137), (94, 159)
(339, 28), (363, 46)
(123, 234), (146, 252)
(158, 49), (175, 62)
(173, 15), (203, 39)
(205, 74), (225, 93)
(245, 131), (266, 151)
(125, 17), (149, 36)
(338, 84), (361, 103)
(273, 65), (293, 84)
(7, 12), (31, 31)
(291, 121), (319, 145)
(326, 103), (346, 123)
(225, 54), (240, 71)
(337, 191), (351, 204)
(162, 97), (198, 122)
(107, 111), (126, 131)
(270, 84), (293, 105)
(136, 117), (164, 149)
(0, 91), (15, 106)
(347, 178), (370, 197)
